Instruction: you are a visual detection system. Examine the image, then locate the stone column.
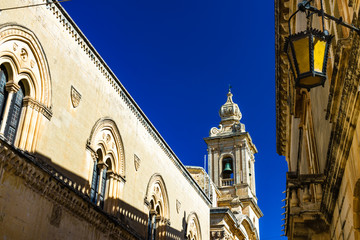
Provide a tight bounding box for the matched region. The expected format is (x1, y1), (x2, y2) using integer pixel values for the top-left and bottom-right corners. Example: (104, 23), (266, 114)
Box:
(234, 145), (241, 184)
(106, 171), (115, 213)
(250, 157), (256, 193)
(96, 161), (107, 206)
(213, 148), (219, 186)
(207, 147), (212, 181)
(17, 96), (32, 149)
(241, 144), (249, 185)
(0, 82), (20, 135)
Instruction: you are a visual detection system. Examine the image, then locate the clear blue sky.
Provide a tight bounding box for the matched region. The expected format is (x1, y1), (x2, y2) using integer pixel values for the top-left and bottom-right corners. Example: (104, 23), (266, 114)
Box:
(61, 0), (288, 239)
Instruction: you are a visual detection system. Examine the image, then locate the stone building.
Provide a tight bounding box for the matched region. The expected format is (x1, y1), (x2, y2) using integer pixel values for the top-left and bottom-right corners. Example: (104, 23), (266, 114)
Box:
(276, 0), (360, 239)
(0, 0), (261, 239)
(189, 90), (262, 240)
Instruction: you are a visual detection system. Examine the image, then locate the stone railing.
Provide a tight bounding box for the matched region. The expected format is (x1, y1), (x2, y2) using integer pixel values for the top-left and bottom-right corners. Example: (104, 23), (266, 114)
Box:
(286, 173), (325, 209)
(283, 172), (328, 238)
(222, 178), (234, 186)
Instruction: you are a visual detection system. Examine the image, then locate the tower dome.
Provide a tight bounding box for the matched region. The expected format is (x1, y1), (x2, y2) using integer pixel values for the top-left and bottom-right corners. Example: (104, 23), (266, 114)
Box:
(209, 89), (245, 137)
(219, 90), (242, 124)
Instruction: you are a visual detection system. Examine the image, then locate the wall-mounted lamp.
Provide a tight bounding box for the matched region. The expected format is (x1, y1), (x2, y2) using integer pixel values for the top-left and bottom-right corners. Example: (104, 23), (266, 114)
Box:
(284, 0), (360, 90)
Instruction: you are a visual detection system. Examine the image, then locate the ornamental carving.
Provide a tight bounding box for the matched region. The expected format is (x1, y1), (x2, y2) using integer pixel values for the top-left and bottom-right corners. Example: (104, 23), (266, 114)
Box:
(71, 85), (81, 108)
(176, 199), (181, 213)
(0, 142), (137, 239)
(210, 125), (223, 136)
(134, 154), (140, 171)
(20, 48), (28, 61)
(13, 42), (18, 51)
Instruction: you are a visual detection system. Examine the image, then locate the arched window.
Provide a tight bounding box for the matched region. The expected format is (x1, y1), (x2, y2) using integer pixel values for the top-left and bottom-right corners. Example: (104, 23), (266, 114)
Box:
(90, 149), (113, 209)
(87, 118), (125, 212)
(4, 82), (25, 144)
(147, 201), (158, 240)
(0, 25), (53, 152)
(145, 174), (170, 240)
(186, 212), (201, 240)
(0, 67), (8, 121)
(0, 66), (26, 145)
(222, 157), (234, 186)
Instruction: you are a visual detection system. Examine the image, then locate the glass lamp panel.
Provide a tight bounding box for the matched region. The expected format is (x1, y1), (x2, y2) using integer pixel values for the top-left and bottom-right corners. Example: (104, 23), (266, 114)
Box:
(293, 37), (310, 74)
(287, 46), (298, 79)
(313, 37), (326, 72)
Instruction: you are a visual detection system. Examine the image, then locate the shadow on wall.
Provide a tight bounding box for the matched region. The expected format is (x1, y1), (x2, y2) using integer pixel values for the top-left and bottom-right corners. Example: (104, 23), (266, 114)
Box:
(33, 152), (188, 239)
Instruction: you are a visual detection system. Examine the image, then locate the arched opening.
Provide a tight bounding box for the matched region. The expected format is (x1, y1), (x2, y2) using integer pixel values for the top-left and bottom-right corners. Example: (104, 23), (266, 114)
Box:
(87, 118), (125, 213)
(222, 157), (234, 186)
(186, 212), (201, 240)
(0, 66), (27, 145)
(145, 174), (170, 240)
(0, 25), (53, 152)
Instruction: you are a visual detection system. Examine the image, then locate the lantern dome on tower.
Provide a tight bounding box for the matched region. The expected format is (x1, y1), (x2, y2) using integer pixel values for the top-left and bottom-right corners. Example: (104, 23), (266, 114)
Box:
(219, 90), (242, 124)
(209, 89), (245, 137)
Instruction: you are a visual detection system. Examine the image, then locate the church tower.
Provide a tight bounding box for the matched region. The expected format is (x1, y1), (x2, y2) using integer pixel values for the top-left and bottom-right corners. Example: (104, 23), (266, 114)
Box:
(205, 89), (262, 234)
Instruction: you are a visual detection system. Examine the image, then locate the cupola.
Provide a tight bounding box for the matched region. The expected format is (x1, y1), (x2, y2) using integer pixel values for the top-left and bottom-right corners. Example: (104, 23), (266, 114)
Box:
(219, 90), (242, 124)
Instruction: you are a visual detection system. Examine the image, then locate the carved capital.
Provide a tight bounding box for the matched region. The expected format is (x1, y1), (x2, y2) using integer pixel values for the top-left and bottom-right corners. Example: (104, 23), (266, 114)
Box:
(5, 82), (20, 93)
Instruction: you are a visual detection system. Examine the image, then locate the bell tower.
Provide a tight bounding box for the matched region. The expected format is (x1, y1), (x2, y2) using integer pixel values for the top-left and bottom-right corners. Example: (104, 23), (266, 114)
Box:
(205, 89), (262, 232)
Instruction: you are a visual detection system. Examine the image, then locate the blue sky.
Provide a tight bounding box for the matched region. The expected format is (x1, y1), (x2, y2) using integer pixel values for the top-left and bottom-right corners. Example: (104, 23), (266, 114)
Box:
(61, 0), (288, 239)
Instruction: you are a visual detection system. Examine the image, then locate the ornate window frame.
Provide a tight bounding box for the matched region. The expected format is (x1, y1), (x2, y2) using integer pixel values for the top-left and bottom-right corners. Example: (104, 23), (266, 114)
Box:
(186, 212), (202, 240)
(0, 24), (52, 152)
(86, 117), (125, 212)
(144, 173), (170, 240)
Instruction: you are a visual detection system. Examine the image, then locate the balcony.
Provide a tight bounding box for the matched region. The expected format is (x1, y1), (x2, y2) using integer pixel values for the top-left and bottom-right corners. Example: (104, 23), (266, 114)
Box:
(284, 172), (329, 239)
(222, 178), (234, 186)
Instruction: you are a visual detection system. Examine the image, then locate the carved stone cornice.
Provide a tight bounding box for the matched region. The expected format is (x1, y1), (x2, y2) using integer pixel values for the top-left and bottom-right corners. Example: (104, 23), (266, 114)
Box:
(23, 96), (53, 120)
(275, 0), (291, 156)
(0, 140), (141, 239)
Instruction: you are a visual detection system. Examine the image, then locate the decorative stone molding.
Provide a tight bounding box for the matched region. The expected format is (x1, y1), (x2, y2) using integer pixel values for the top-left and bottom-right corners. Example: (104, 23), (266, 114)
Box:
(186, 212), (202, 240)
(70, 85), (81, 108)
(0, 24), (52, 108)
(144, 174), (170, 219)
(20, 48), (28, 62)
(134, 154), (140, 171)
(275, 0), (291, 156)
(0, 140), (141, 239)
(87, 118), (125, 177)
(22, 96), (53, 120)
(210, 230), (224, 239)
(5, 82), (20, 93)
(176, 199), (181, 214)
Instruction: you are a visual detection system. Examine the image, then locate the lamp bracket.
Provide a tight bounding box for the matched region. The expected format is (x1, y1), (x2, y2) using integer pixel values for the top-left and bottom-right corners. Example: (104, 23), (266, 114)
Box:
(296, 0), (360, 35)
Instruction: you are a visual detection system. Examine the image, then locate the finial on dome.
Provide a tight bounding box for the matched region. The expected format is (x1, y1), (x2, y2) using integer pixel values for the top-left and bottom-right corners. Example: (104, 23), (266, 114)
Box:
(219, 88), (241, 123)
(226, 86), (234, 103)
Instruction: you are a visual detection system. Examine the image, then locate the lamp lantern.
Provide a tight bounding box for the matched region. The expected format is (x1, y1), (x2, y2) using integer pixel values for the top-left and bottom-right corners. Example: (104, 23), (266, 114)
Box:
(285, 29), (333, 90)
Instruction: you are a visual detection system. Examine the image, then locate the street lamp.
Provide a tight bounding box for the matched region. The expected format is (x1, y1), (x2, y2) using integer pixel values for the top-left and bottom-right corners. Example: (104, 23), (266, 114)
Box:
(284, 0), (360, 90)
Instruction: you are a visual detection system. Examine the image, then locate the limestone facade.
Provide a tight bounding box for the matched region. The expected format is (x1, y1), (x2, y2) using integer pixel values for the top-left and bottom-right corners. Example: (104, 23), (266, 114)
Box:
(0, 0), (211, 239)
(275, 0), (360, 239)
